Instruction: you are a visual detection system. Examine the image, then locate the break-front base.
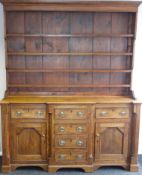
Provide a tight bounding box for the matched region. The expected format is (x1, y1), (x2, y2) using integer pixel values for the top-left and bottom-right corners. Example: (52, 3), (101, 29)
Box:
(1, 163), (138, 173)
(0, 96), (141, 173)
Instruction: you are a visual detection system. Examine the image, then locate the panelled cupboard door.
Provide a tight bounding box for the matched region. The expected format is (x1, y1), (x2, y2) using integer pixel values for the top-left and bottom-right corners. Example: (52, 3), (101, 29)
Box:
(11, 122), (47, 162)
(95, 122), (129, 163)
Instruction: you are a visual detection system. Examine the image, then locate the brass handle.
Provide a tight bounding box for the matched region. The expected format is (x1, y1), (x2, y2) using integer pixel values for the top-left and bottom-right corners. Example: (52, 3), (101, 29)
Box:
(59, 140), (65, 146)
(59, 126), (65, 132)
(76, 140), (84, 146)
(36, 111), (43, 116)
(77, 126), (84, 132)
(59, 154), (66, 160)
(119, 111), (127, 116)
(16, 111), (22, 116)
(89, 154), (93, 159)
(59, 111), (65, 117)
(100, 111), (108, 116)
(96, 133), (100, 137)
(76, 154), (83, 160)
(77, 111), (84, 117)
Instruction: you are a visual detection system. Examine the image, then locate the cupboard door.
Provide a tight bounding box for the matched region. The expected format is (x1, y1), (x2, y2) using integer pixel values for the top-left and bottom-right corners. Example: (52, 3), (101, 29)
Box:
(11, 122), (47, 162)
(95, 122), (129, 162)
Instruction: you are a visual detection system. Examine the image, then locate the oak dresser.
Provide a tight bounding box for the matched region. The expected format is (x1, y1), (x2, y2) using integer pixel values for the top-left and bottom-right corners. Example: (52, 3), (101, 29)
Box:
(0, 0), (141, 173)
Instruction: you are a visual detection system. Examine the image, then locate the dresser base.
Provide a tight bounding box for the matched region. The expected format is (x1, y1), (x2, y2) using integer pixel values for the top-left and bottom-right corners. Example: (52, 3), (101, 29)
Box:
(0, 98), (141, 174)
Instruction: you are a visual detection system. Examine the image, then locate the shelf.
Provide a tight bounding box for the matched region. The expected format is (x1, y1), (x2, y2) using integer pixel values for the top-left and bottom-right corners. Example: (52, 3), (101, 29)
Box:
(7, 52), (133, 56)
(8, 84), (130, 88)
(7, 69), (132, 73)
(6, 34), (134, 38)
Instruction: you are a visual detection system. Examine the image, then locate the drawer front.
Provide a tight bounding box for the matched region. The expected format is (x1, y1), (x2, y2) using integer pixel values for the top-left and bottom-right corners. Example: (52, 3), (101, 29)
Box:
(55, 135), (87, 148)
(55, 124), (88, 134)
(55, 150), (87, 162)
(55, 108), (88, 120)
(11, 104), (46, 119)
(96, 108), (129, 118)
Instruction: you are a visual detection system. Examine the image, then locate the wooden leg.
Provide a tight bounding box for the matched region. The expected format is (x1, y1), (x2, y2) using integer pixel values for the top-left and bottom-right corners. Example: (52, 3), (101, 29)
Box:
(11, 165), (17, 172)
(83, 167), (94, 173)
(93, 165), (101, 171)
(130, 164), (139, 172)
(48, 166), (59, 173)
(2, 165), (12, 173)
(41, 165), (48, 171)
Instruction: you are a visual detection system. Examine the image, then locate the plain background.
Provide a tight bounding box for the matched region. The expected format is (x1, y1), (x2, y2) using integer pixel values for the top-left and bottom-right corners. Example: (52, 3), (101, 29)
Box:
(0, 3), (142, 155)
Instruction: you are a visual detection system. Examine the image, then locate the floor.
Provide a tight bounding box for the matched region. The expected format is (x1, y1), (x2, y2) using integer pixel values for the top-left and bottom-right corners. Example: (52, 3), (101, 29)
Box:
(0, 156), (142, 175)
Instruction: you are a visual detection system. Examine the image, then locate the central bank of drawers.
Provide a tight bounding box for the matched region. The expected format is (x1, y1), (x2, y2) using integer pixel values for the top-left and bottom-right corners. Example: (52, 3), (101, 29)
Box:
(53, 106), (90, 163)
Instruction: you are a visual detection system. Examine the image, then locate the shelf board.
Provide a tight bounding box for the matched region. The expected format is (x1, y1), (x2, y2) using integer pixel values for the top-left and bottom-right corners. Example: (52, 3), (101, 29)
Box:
(7, 69), (132, 73)
(7, 52), (133, 56)
(8, 84), (130, 88)
(6, 33), (134, 38)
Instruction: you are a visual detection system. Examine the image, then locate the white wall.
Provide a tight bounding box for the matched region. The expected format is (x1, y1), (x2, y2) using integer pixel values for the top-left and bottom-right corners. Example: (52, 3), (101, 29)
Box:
(0, 3), (142, 154)
(0, 4), (6, 155)
(133, 4), (142, 154)
(0, 5), (5, 99)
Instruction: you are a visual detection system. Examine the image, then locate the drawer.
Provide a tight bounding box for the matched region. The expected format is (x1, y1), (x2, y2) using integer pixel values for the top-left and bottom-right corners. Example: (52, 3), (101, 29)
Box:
(96, 108), (129, 118)
(55, 150), (87, 162)
(55, 108), (88, 120)
(11, 104), (46, 119)
(55, 124), (88, 134)
(55, 135), (87, 148)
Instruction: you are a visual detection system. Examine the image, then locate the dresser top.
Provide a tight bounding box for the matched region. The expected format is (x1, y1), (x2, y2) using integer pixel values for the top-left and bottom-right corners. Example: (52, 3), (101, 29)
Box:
(0, 96), (141, 104)
(1, 0), (142, 3)
(1, 0), (141, 13)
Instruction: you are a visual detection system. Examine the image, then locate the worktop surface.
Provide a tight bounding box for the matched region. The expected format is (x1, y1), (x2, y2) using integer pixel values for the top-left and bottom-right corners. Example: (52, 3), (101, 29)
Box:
(0, 96), (141, 104)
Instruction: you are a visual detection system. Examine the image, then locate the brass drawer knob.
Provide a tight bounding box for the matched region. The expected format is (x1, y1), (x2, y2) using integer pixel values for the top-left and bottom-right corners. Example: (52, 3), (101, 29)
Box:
(96, 133), (100, 137)
(119, 111), (127, 116)
(59, 154), (66, 160)
(16, 111), (22, 116)
(100, 111), (108, 116)
(37, 111), (43, 115)
(77, 126), (84, 132)
(76, 154), (83, 160)
(59, 111), (65, 117)
(59, 126), (65, 132)
(89, 154), (93, 159)
(76, 140), (84, 146)
(59, 140), (65, 146)
(36, 111), (43, 116)
(77, 111), (84, 117)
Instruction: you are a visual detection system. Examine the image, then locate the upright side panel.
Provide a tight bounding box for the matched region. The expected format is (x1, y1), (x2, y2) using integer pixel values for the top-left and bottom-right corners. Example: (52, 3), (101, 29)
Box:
(130, 103), (141, 172)
(1, 104), (11, 173)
